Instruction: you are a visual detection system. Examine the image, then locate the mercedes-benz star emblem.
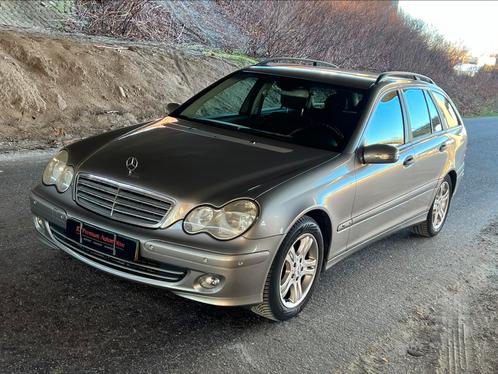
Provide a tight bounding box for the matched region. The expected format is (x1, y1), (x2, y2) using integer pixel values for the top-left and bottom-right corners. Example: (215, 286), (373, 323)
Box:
(126, 156), (139, 175)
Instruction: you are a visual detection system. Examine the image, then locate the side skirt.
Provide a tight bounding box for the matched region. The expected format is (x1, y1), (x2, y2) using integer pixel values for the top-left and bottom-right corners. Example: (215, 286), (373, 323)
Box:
(324, 211), (428, 270)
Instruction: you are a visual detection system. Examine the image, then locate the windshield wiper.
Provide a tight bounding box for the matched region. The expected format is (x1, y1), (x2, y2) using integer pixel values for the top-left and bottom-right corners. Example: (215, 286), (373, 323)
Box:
(176, 115), (293, 143)
(176, 115), (249, 131)
(235, 126), (291, 141)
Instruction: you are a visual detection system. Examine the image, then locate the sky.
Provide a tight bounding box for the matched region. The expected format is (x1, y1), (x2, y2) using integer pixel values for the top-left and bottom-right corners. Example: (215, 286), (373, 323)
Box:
(398, 1), (498, 56)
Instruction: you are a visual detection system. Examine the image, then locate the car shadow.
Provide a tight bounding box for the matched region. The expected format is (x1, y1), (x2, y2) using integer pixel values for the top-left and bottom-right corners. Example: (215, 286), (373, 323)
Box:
(1, 233), (271, 371)
(1, 226), (427, 372)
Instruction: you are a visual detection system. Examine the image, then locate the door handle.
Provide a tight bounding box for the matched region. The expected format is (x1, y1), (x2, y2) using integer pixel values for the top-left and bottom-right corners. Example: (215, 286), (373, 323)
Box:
(403, 155), (415, 167)
(439, 140), (453, 152)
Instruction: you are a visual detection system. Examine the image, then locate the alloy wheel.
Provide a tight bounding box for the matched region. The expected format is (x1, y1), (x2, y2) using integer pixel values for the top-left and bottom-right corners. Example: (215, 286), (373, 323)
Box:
(432, 180), (450, 231)
(279, 233), (319, 308)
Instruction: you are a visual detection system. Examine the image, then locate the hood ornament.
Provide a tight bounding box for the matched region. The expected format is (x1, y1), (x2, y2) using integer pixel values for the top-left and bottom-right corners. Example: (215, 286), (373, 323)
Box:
(126, 156), (139, 175)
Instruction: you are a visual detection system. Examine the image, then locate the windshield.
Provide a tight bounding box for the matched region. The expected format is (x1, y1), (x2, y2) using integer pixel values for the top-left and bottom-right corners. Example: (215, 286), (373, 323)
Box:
(175, 72), (368, 152)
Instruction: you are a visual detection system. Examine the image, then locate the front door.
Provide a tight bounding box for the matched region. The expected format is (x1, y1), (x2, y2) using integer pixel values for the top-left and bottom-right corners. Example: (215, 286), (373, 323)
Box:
(349, 90), (418, 249)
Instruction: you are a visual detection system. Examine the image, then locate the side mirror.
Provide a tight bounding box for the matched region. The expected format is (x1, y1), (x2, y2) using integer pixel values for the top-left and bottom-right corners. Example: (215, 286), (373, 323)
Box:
(362, 144), (399, 164)
(166, 102), (180, 114)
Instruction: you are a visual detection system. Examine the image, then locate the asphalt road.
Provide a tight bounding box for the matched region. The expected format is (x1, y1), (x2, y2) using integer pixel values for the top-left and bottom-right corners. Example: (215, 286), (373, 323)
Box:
(1, 117), (497, 373)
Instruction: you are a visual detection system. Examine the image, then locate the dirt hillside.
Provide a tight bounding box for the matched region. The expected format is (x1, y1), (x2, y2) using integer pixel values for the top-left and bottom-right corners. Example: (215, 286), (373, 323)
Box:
(0, 29), (239, 152)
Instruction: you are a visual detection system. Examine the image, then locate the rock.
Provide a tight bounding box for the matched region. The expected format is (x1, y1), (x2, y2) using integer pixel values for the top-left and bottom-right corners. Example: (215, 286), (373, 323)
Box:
(407, 348), (424, 357)
(118, 86), (126, 98)
(52, 127), (66, 137)
(56, 94), (67, 111)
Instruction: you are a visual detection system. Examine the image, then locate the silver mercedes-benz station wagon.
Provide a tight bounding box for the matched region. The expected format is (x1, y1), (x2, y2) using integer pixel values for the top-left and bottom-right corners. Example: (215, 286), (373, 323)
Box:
(31, 58), (467, 320)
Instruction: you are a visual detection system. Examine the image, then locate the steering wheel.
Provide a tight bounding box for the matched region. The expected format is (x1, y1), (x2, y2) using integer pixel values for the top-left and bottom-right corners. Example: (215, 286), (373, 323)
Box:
(291, 124), (342, 149)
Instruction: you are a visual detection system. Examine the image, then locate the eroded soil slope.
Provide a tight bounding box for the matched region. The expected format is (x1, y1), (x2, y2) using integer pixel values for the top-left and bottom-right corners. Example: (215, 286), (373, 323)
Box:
(0, 29), (238, 152)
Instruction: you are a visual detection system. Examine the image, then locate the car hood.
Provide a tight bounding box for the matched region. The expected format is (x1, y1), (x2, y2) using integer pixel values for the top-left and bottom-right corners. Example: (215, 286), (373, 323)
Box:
(76, 117), (336, 206)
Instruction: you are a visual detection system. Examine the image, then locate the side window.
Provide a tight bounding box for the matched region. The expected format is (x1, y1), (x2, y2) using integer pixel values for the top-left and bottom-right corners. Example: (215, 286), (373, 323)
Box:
(403, 89), (432, 139)
(363, 91), (404, 146)
(424, 91), (443, 132)
(310, 87), (336, 108)
(261, 83), (282, 112)
(433, 92), (460, 128)
(191, 77), (258, 118)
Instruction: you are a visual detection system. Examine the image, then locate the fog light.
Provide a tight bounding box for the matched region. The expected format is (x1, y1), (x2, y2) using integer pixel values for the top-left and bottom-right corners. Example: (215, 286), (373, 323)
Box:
(34, 216), (45, 233)
(198, 274), (221, 289)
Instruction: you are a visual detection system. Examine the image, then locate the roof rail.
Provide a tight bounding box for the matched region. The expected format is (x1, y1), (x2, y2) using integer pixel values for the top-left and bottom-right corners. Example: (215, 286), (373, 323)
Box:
(375, 71), (435, 85)
(255, 57), (338, 69)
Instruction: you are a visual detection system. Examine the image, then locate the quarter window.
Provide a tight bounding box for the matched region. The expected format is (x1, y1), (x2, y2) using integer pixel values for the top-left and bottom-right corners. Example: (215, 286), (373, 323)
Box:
(363, 91), (404, 146)
(187, 76), (258, 118)
(433, 92), (460, 128)
(261, 82), (283, 111)
(403, 89), (432, 139)
(424, 91), (443, 132)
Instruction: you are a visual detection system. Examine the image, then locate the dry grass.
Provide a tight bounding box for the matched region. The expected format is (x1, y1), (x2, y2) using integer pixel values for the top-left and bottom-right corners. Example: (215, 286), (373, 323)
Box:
(217, 0), (497, 115)
(30, 0), (498, 116)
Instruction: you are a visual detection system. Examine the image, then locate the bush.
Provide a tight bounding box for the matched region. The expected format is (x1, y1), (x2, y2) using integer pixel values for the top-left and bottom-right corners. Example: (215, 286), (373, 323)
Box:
(71, 0), (496, 115)
(72, 0), (179, 41)
(217, 0), (496, 115)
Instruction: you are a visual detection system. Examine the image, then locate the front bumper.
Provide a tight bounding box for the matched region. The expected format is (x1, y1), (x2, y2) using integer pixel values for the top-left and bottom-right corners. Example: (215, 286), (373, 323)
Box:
(30, 190), (281, 306)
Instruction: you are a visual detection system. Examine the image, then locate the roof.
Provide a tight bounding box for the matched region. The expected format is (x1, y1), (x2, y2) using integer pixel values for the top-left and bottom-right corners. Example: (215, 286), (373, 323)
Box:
(243, 64), (378, 90)
(243, 64), (437, 90)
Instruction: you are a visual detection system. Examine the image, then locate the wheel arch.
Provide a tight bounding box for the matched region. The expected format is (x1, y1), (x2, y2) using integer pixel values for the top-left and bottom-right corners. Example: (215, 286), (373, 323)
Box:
(447, 170), (457, 195)
(304, 209), (332, 269)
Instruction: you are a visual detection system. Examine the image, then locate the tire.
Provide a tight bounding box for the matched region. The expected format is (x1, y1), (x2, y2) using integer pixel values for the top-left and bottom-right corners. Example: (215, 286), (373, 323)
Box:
(412, 175), (453, 237)
(251, 216), (324, 321)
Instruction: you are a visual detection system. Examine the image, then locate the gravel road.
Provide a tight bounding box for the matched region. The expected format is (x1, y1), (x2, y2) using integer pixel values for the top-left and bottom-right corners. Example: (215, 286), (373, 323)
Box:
(1, 117), (497, 373)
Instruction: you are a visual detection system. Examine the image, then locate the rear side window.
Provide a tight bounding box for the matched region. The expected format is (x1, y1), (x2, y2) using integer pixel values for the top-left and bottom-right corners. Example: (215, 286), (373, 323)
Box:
(424, 91), (443, 132)
(261, 82), (282, 111)
(403, 89), (431, 139)
(363, 91), (404, 146)
(432, 92), (460, 128)
(188, 76), (258, 118)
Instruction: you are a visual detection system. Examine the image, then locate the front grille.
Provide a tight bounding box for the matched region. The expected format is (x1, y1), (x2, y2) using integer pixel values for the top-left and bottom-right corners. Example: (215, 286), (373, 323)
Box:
(50, 224), (187, 282)
(75, 174), (172, 228)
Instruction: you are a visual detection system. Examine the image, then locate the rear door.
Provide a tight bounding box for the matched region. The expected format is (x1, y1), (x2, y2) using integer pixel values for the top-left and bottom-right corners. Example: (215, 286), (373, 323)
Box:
(400, 88), (449, 209)
(431, 90), (468, 192)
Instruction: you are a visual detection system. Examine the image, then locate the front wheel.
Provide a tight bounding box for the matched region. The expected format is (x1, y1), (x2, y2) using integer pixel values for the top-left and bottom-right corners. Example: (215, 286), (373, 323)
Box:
(251, 216), (324, 321)
(412, 175), (452, 237)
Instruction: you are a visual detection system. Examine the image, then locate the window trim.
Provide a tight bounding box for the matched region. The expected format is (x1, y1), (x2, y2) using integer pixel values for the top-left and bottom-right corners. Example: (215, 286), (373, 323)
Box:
(397, 86), (464, 148)
(398, 88), (412, 144)
(422, 89), (443, 133)
(400, 87), (434, 142)
(355, 84), (462, 154)
(428, 90), (463, 130)
(426, 90), (449, 130)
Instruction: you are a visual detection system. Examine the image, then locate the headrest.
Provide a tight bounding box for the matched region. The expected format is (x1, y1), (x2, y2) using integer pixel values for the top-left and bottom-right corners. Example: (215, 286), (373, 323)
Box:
(281, 89), (309, 109)
(324, 92), (348, 113)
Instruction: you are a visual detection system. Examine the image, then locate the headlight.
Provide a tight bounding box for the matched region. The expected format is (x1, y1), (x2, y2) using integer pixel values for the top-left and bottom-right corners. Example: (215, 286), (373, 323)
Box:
(183, 200), (259, 240)
(42, 150), (74, 192)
